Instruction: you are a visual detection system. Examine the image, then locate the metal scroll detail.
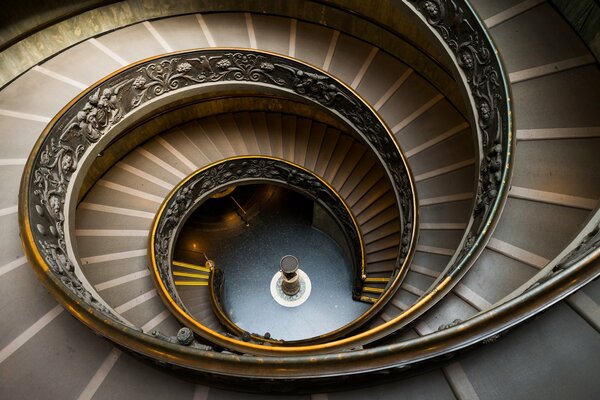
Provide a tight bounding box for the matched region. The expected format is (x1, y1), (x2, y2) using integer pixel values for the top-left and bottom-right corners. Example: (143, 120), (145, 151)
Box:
(153, 157), (364, 312)
(527, 221), (600, 291)
(408, 0), (511, 262)
(555, 222), (600, 270)
(25, 50), (415, 321)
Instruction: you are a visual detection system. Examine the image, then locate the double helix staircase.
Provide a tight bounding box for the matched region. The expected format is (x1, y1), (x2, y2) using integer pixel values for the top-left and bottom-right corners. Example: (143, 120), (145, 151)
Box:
(0, 0), (599, 399)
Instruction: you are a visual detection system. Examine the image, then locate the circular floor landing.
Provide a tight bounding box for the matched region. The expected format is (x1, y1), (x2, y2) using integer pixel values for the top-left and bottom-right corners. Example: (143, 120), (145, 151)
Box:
(220, 222), (369, 341)
(175, 186), (371, 341)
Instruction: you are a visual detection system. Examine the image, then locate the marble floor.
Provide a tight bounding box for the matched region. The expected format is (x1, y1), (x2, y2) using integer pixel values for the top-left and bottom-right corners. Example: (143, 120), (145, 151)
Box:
(176, 185), (370, 341)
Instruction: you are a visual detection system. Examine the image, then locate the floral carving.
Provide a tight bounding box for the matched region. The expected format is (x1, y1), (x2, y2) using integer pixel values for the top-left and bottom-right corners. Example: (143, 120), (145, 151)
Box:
(289, 70), (345, 107)
(153, 158), (366, 306)
(557, 223), (600, 269)
(474, 142), (502, 218)
(438, 318), (462, 331)
(63, 85), (128, 145)
(129, 54), (287, 108)
(528, 221), (600, 291)
(410, 0), (510, 265)
(216, 59), (231, 69)
(132, 76), (146, 89)
(38, 239), (115, 317)
(176, 62), (192, 74)
(424, 1), (441, 19)
(27, 50), (415, 327)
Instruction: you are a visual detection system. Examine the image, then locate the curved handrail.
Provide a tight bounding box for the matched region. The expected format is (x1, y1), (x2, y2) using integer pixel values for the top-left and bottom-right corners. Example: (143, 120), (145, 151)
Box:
(16, 0), (600, 383)
(365, 0), (515, 335)
(20, 48), (417, 354)
(208, 268), (247, 338)
(20, 204), (600, 378)
(152, 156), (366, 344)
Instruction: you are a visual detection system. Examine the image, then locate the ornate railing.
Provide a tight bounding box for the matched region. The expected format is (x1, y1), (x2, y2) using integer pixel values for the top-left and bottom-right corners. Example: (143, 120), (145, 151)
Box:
(20, 48), (417, 354)
(16, 0), (600, 385)
(412, 0), (511, 239)
(365, 0), (515, 333)
(151, 156), (365, 343)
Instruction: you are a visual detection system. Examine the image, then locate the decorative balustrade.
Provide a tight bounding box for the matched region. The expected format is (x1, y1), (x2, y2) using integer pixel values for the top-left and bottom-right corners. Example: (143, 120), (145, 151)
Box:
(17, 0), (599, 385)
(151, 156), (365, 344)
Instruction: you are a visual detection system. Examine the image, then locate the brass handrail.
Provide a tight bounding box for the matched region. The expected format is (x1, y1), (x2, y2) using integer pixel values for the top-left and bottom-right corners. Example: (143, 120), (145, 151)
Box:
(17, 0), (600, 384)
(153, 156), (368, 345)
(21, 48), (417, 354)
(368, 0), (516, 334)
(208, 268), (246, 338)
(20, 201), (600, 377)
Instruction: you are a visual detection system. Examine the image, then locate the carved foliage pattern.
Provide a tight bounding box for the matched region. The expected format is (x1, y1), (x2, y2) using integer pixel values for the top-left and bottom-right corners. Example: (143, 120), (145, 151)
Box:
(154, 158), (364, 304)
(27, 50), (413, 320)
(409, 0), (509, 261)
(527, 222), (600, 291)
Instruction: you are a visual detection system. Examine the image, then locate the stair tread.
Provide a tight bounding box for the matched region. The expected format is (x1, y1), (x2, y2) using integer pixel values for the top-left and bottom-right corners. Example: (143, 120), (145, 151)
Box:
(339, 154), (377, 197)
(346, 169), (386, 206)
(216, 113), (249, 155)
(364, 220), (401, 244)
(250, 112), (273, 156)
(232, 112), (261, 155)
(266, 112), (284, 158)
(314, 128), (341, 177)
(330, 142), (367, 189)
(323, 134), (355, 182)
(360, 204), (399, 234)
(304, 122), (327, 171)
(293, 118), (312, 165)
(200, 116), (237, 158)
(366, 234), (401, 254)
(367, 247), (399, 263)
(352, 179), (393, 215)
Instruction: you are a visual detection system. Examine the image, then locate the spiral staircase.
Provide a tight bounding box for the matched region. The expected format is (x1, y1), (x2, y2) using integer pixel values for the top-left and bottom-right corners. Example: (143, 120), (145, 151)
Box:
(1, 0), (599, 399)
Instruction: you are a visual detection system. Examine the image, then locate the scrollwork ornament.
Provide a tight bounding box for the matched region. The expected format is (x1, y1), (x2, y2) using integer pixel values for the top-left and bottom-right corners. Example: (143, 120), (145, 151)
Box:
(409, 0), (509, 263)
(151, 327), (212, 350)
(153, 158), (366, 305)
(27, 50), (415, 326)
(557, 223), (600, 269)
(527, 222), (600, 292)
